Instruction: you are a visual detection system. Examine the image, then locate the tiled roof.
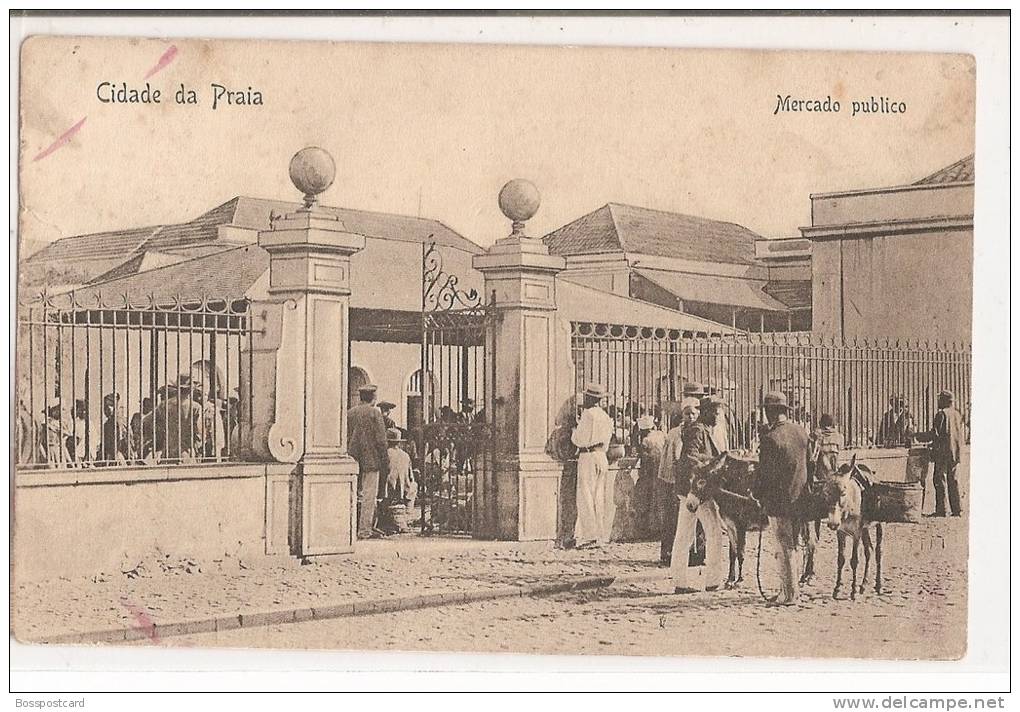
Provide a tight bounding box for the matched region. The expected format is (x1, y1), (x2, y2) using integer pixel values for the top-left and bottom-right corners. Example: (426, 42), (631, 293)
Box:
(545, 203), (760, 265)
(763, 280), (812, 310)
(224, 197), (483, 254)
(67, 245), (270, 306)
(27, 226), (160, 263)
(633, 268), (789, 312)
(542, 204), (621, 255)
(914, 154), (975, 185)
(26, 196), (482, 269)
(86, 251), (190, 285)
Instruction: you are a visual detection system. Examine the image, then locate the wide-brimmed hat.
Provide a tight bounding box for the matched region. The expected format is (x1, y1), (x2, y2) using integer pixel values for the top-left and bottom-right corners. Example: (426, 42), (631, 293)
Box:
(582, 383), (606, 399)
(938, 390), (954, 402)
(386, 427), (404, 442)
(680, 397), (701, 413)
(378, 400), (396, 411)
(357, 383), (378, 395)
(682, 381), (708, 397)
(762, 391), (789, 409)
(461, 397), (475, 408)
(637, 415), (655, 430)
(700, 394), (724, 410)
(103, 392), (120, 404)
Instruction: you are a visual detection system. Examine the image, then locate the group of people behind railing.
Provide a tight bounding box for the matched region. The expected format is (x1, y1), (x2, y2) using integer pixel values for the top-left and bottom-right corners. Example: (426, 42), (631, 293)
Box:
(15, 362), (241, 469)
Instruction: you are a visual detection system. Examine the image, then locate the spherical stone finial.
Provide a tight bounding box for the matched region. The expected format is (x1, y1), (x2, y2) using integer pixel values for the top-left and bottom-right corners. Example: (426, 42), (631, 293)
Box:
(289, 147), (336, 209)
(498, 179), (540, 236)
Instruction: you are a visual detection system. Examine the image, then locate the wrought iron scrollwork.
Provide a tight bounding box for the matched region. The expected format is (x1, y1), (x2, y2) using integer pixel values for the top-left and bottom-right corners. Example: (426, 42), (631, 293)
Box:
(422, 239), (483, 312)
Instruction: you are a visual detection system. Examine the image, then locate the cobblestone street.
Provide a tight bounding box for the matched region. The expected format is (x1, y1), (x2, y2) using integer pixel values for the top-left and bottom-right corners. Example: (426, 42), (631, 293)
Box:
(164, 517), (966, 660)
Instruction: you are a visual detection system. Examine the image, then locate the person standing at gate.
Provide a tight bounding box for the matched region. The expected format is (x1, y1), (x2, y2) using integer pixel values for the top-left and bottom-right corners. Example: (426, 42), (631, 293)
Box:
(348, 384), (391, 539)
(914, 390), (966, 517)
(753, 391), (809, 607)
(669, 393), (727, 594)
(571, 382), (614, 548)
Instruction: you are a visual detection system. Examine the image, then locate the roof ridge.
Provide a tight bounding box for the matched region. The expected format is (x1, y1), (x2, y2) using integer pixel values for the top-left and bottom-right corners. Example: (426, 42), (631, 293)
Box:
(80, 243), (254, 292)
(135, 224), (166, 253)
(196, 196), (244, 221)
(913, 153), (975, 185)
(607, 201), (753, 231)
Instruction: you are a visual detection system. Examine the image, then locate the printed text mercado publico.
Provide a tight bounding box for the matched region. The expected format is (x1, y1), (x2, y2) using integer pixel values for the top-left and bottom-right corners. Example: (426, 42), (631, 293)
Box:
(773, 94), (906, 117)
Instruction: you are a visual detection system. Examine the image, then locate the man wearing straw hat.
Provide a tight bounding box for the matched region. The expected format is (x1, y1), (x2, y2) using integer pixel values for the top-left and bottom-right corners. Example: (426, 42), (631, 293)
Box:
(753, 391), (809, 606)
(571, 382), (615, 548)
(656, 385), (706, 566)
(381, 427), (416, 534)
(914, 390), (966, 517)
(348, 383), (391, 539)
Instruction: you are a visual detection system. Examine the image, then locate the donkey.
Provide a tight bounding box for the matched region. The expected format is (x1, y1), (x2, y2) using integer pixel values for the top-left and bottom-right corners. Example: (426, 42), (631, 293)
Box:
(689, 452), (826, 589)
(687, 453), (767, 588)
(826, 455), (884, 600)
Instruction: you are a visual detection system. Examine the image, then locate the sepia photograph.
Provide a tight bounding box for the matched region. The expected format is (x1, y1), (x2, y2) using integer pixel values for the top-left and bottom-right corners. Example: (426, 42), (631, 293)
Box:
(8, 12), (1011, 702)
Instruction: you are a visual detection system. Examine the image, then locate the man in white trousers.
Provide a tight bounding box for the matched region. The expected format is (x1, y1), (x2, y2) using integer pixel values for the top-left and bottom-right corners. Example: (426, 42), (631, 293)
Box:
(669, 394), (728, 593)
(572, 382), (615, 548)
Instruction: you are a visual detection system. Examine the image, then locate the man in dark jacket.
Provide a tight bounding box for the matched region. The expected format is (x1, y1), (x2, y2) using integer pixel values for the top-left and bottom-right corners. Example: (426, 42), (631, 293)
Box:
(753, 391), (809, 606)
(348, 384), (390, 539)
(915, 390), (966, 517)
(668, 394), (727, 593)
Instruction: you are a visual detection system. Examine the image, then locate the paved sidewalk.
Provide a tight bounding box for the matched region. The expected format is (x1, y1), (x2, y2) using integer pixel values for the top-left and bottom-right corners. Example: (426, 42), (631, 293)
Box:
(13, 537), (668, 644)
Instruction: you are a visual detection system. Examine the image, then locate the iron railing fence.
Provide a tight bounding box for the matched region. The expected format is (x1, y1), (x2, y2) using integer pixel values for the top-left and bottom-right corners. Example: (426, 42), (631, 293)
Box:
(15, 293), (255, 470)
(417, 304), (496, 536)
(570, 322), (971, 453)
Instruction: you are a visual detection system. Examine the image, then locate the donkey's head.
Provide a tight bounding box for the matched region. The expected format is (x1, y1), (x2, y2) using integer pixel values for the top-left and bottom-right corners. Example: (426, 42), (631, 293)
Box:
(827, 454), (864, 531)
(686, 452), (730, 512)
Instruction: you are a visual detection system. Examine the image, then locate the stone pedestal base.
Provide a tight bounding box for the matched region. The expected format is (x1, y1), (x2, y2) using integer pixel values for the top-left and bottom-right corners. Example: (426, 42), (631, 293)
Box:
(297, 457), (358, 557)
(494, 453), (562, 541)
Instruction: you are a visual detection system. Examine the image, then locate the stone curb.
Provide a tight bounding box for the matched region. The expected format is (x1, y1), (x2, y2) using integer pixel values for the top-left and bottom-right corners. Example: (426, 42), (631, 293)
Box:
(27, 569), (667, 646)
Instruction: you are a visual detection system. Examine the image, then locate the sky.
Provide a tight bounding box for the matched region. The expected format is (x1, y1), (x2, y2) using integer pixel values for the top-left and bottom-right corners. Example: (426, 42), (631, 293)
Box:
(19, 37), (975, 249)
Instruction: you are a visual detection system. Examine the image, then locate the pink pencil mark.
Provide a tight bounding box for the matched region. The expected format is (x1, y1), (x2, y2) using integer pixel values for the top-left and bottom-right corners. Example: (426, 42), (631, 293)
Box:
(142, 45), (178, 80)
(32, 116), (87, 162)
(120, 597), (160, 643)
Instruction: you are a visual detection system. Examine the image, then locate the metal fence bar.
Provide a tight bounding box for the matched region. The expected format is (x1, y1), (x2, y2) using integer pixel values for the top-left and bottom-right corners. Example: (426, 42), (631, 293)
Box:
(15, 294), (255, 470)
(570, 322), (971, 456)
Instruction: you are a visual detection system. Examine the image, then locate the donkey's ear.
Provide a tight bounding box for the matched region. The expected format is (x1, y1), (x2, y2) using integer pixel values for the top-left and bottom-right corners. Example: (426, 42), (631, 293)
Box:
(849, 453), (858, 468)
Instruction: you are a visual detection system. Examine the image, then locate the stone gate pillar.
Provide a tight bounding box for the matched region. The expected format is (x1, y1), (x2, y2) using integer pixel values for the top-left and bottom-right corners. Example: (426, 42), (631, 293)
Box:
(473, 180), (567, 540)
(254, 147), (365, 558)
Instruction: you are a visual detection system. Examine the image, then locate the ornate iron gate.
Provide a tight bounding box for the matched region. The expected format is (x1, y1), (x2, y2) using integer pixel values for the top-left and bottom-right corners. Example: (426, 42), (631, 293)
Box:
(417, 241), (496, 536)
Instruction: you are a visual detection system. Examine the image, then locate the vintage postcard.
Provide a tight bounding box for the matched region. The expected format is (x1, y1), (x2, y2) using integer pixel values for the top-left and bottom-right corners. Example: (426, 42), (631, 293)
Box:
(14, 35), (977, 662)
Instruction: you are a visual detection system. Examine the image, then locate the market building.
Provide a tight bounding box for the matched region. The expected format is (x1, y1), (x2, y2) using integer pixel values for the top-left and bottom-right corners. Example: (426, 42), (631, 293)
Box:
(543, 202), (812, 332)
(801, 154), (974, 343)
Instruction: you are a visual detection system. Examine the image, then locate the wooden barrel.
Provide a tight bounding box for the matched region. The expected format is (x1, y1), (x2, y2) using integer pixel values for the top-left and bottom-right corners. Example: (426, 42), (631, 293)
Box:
(866, 481), (923, 523)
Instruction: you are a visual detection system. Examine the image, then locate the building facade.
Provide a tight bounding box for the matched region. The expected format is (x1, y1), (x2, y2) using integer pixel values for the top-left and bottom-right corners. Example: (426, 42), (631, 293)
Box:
(801, 155), (974, 343)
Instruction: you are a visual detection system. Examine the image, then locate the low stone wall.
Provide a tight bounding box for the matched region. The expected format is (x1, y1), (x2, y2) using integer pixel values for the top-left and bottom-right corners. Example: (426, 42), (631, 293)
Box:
(13, 463), (294, 583)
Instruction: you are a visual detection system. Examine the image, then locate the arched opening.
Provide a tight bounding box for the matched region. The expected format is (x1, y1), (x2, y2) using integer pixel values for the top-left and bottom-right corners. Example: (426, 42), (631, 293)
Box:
(404, 368), (435, 429)
(349, 366), (371, 409)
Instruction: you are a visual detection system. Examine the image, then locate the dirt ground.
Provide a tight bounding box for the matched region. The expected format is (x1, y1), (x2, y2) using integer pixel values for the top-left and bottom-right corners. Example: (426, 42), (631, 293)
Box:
(163, 515), (967, 660)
